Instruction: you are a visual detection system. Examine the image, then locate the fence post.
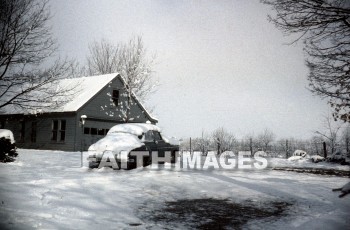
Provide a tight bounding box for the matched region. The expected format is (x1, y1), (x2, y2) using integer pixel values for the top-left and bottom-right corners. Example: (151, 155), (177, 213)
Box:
(190, 137), (192, 154)
(250, 138), (253, 157)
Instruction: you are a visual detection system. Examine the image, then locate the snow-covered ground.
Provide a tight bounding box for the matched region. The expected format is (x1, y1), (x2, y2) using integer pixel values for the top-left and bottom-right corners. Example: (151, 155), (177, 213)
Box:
(268, 157), (350, 171)
(0, 149), (349, 229)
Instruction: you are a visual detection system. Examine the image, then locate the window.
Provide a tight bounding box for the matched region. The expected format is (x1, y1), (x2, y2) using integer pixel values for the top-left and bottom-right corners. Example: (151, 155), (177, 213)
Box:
(51, 120), (58, 141)
(98, 129), (105, 135)
(31, 122), (37, 143)
(84, 127), (90, 134)
(51, 120), (66, 142)
(85, 127), (108, 136)
(60, 120), (66, 141)
(112, 90), (119, 106)
(153, 131), (162, 141)
(91, 128), (97, 135)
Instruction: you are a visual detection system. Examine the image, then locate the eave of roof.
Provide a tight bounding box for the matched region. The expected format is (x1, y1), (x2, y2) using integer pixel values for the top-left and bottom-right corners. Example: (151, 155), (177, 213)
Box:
(0, 73), (158, 123)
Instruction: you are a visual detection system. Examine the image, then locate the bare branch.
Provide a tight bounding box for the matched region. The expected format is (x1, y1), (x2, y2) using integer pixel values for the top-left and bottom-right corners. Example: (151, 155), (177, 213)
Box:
(262, 0), (350, 122)
(0, 0), (77, 112)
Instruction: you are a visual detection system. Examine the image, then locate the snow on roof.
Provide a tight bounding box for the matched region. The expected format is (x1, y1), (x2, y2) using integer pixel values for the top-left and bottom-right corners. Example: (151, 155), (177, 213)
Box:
(0, 73), (117, 114)
(107, 123), (161, 136)
(0, 73), (157, 122)
(55, 73), (117, 112)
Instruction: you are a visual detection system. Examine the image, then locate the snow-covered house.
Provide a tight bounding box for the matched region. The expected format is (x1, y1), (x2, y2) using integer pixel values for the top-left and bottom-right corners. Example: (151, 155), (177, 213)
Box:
(0, 73), (157, 151)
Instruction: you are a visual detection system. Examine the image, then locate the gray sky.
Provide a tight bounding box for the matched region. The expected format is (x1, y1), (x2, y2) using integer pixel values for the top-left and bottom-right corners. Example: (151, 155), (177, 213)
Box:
(50, 0), (330, 140)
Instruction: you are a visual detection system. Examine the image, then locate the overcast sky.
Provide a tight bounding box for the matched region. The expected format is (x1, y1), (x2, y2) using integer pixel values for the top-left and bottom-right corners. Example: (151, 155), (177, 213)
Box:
(50, 0), (330, 140)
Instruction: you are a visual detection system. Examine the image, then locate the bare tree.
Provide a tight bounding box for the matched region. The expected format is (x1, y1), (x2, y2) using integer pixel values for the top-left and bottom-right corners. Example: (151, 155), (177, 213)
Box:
(87, 39), (120, 75)
(310, 135), (324, 155)
(276, 138), (290, 158)
(86, 37), (157, 122)
(241, 133), (256, 155)
(316, 115), (343, 155)
(262, 0), (350, 122)
(257, 128), (275, 152)
(86, 37), (156, 101)
(341, 125), (350, 153)
(118, 37), (156, 121)
(212, 127), (237, 154)
(196, 130), (211, 155)
(0, 0), (77, 112)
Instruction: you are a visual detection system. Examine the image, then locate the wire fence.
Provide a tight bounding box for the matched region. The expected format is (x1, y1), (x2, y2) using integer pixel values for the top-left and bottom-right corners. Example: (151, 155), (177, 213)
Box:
(180, 138), (350, 158)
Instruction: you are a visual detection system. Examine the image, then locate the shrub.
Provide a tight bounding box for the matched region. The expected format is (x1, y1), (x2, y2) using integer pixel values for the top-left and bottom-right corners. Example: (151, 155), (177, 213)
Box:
(0, 137), (18, 162)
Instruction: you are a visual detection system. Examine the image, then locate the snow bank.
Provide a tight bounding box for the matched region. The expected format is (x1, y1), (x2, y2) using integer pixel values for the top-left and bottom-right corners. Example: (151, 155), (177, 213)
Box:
(269, 157), (350, 171)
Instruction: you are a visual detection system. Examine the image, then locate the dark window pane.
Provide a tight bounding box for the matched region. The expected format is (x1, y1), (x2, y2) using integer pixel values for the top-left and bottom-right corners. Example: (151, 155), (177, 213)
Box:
(84, 127), (90, 134)
(91, 128), (97, 135)
(61, 120), (66, 130)
(53, 120), (58, 130)
(52, 131), (57, 141)
(112, 90), (119, 106)
(51, 120), (59, 141)
(153, 131), (162, 141)
(98, 129), (104, 135)
(60, 131), (65, 141)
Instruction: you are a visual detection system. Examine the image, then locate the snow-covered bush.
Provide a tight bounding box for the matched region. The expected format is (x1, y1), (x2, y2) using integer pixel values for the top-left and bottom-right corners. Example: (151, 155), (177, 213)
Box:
(327, 151), (349, 165)
(0, 129), (18, 162)
(287, 150), (309, 161)
(310, 155), (325, 163)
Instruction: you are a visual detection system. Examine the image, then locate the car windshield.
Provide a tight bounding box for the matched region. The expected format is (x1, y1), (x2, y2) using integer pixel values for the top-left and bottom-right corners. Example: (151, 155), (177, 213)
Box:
(154, 131), (162, 141)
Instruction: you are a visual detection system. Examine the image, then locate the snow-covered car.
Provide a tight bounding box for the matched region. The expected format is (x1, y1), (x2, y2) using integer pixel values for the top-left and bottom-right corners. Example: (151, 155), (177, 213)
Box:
(87, 123), (179, 169)
(288, 150), (309, 161)
(310, 155), (325, 163)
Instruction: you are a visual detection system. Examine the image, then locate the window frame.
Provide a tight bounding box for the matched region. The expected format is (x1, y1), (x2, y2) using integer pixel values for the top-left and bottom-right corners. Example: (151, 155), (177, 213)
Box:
(51, 120), (66, 142)
(59, 120), (66, 142)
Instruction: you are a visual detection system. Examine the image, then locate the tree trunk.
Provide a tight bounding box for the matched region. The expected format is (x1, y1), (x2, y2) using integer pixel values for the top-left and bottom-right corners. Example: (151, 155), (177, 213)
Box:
(323, 142), (327, 158)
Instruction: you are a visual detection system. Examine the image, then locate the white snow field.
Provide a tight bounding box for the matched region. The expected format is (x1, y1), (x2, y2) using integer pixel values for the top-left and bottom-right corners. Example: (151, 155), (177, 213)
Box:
(0, 149), (349, 229)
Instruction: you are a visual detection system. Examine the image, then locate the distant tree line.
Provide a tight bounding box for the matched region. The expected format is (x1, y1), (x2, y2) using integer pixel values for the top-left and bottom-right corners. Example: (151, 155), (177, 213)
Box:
(180, 123), (350, 159)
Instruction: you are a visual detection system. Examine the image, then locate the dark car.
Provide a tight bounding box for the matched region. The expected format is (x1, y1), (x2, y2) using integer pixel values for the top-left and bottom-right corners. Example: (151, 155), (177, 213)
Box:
(87, 123), (179, 169)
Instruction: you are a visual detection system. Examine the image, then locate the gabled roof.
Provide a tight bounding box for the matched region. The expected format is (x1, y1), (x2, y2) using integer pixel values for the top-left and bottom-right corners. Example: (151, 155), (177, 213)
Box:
(0, 73), (158, 123)
(58, 73), (117, 112)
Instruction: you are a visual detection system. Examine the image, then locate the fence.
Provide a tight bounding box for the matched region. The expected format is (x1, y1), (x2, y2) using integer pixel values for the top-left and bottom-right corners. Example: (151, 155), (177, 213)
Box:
(180, 138), (350, 158)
